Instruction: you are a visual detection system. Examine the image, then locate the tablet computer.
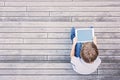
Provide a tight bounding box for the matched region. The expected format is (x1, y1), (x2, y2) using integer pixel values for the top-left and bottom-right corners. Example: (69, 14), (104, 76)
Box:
(75, 28), (94, 43)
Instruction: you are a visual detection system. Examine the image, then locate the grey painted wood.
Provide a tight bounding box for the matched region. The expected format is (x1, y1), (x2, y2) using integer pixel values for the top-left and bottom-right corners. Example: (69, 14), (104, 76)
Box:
(0, 2), (4, 6)
(73, 0), (120, 1)
(4, 2), (120, 7)
(0, 39), (23, 43)
(50, 12), (120, 17)
(72, 17), (120, 22)
(0, 69), (81, 75)
(27, 0), (72, 1)
(1, 17), (120, 22)
(27, 7), (120, 11)
(98, 76), (120, 80)
(0, 63), (119, 69)
(99, 50), (120, 56)
(0, 7), (26, 11)
(0, 76), (100, 80)
(0, 44), (119, 49)
(0, 33), (47, 38)
(98, 70), (120, 75)
(0, 0), (120, 80)
(0, 22), (120, 28)
(0, 17), (71, 22)
(0, 28), (119, 32)
(0, 32), (119, 39)
(1, 50), (120, 56)
(0, 12), (50, 17)
(48, 33), (120, 39)
(0, 55), (119, 62)
(23, 39), (120, 44)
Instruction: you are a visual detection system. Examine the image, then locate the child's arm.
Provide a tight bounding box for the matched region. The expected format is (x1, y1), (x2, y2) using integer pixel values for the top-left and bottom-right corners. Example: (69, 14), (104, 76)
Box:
(70, 37), (77, 58)
(93, 36), (97, 45)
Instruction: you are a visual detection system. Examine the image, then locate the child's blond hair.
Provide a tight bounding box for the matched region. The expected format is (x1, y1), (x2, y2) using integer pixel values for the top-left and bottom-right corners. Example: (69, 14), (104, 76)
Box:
(81, 42), (98, 63)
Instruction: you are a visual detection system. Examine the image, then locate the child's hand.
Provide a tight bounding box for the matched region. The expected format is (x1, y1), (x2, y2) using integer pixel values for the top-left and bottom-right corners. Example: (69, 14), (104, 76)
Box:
(73, 37), (77, 45)
(93, 36), (97, 45)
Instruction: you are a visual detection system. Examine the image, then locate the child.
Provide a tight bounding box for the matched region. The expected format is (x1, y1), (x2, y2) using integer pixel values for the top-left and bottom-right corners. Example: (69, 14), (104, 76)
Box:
(70, 27), (101, 74)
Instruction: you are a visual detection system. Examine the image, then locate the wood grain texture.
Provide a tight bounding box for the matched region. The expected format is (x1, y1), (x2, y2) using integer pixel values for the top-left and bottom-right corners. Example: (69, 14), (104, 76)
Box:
(0, 0), (120, 80)
(4, 2), (120, 7)
(0, 22), (120, 27)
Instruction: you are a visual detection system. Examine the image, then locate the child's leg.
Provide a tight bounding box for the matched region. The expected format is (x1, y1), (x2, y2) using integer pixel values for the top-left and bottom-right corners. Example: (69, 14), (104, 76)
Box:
(70, 27), (82, 58)
(70, 27), (75, 42)
(75, 43), (82, 58)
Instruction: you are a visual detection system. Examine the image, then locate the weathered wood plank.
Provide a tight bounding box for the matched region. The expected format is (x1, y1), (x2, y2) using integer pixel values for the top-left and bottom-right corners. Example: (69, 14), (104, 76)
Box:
(0, 49), (120, 56)
(0, 70), (76, 75)
(0, 44), (119, 49)
(5, 2), (27, 6)
(0, 76), (99, 80)
(0, 50), (70, 55)
(0, 28), (119, 32)
(27, 7), (120, 11)
(73, 0), (120, 1)
(0, 63), (72, 68)
(0, 33), (47, 38)
(0, 2), (4, 6)
(98, 39), (120, 43)
(99, 63), (120, 69)
(5, 0), (72, 2)
(98, 76), (120, 80)
(0, 17), (71, 22)
(0, 7), (26, 11)
(23, 39), (120, 44)
(28, 12), (50, 16)
(5, 69), (120, 75)
(0, 22), (120, 28)
(0, 39), (23, 43)
(24, 39), (120, 44)
(0, 12), (28, 17)
(0, 55), (119, 62)
(25, 2), (120, 7)
(0, 55), (120, 62)
(1, 17), (120, 22)
(0, 69), (90, 75)
(0, 11), (120, 17)
(98, 70), (120, 75)
(24, 39), (71, 44)
(100, 50), (120, 56)
(100, 56), (120, 61)
(4, 2), (120, 7)
(6, 56), (120, 63)
(0, 12), (50, 17)
(100, 56), (120, 63)
(72, 17), (120, 22)
(4, 0), (28, 1)
(48, 33), (120, 39)
(0, 38), (117, 45)
(0, 50), (21, 55)
(0, 63), (119, 69)
(0, 60), (66, 63)
(0, 55), (48, 61)
(0, 0), (119, 79)
(50, 12), (120, 17)
(0, 44), (71, 49)
(0, 0), (3, 1)
(0, 32), (118, 39)
(48, 56), (69, 61)
(96, 33), (120, 39)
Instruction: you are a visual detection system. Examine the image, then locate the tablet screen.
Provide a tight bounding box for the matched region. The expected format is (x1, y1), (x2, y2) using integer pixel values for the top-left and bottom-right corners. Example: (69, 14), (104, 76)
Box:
(75, 28), (94, 43)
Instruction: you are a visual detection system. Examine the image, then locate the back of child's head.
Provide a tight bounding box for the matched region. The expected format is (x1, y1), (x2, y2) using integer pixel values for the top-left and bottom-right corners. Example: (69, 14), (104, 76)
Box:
(81, 42), (98, 63)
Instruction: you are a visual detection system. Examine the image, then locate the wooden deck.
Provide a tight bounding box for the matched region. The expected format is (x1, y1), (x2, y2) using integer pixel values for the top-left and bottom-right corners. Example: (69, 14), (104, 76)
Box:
(0, 0), (120, 80)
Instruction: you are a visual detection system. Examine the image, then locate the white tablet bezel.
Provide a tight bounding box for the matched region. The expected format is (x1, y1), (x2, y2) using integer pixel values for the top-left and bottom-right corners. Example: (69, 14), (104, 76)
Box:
(75, 28), (94, 43)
